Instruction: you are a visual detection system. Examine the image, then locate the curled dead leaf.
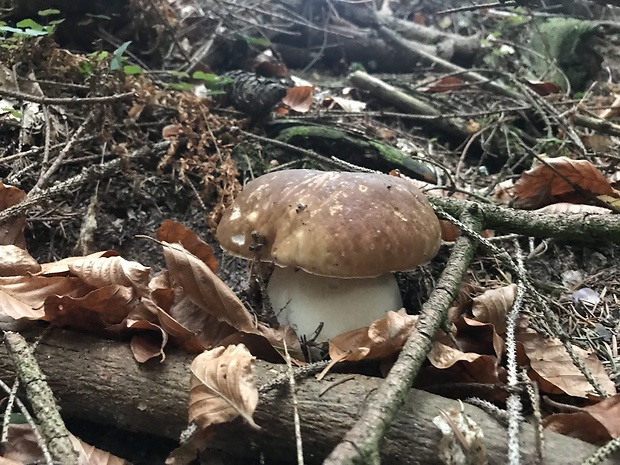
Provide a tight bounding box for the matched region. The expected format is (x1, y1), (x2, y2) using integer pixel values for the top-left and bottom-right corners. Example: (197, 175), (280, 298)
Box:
(282, 86), (314, 113)
(189, 344), (259, 430)
(68, 255), (151, 295)
(0, 245), (41, 276)
(161, 241), (255, 333)
(329, 309), (416, 362)
(470, 284), (517, 335)
(38, 250), (118, 276)
(156, 220), (218, 273)
(44, 285), (138, 331)
(517, 329), (616, 398)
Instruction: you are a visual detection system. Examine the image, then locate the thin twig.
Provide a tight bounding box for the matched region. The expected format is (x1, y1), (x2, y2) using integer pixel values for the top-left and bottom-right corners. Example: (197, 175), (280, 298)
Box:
(32, 109), (97, 193)
(506, 240), (525, 465)
(0, 87), (134, 105)
(284, 339), (304, 465)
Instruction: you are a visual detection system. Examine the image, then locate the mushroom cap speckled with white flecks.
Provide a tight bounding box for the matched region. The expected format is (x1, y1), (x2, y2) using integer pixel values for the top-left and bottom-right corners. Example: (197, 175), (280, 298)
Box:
(216, 169), (441, 278)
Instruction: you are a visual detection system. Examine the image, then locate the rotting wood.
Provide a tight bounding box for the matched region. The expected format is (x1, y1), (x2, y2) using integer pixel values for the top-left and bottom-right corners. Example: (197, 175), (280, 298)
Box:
(0, 328), (618, 465)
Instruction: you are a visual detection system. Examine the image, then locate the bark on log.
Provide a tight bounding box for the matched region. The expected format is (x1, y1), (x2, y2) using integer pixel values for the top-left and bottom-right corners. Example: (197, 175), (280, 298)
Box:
(0, 328), (617, 465)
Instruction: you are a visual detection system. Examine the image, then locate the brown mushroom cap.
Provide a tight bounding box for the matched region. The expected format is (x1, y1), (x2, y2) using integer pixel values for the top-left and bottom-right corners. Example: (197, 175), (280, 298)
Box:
(216, 169), (441, 278)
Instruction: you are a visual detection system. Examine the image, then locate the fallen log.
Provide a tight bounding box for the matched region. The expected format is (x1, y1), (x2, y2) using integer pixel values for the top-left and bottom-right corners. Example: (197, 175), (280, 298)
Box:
(0, 327), (617, 464)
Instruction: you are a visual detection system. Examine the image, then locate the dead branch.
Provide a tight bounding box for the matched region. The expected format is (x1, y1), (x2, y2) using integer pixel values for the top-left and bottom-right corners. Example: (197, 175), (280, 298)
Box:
(430, 196), (620, 243)
(0, 328), (617, 465)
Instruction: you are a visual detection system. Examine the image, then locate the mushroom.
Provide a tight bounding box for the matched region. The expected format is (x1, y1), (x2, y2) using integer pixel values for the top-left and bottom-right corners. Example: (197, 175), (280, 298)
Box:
(216, 169), (441, 342)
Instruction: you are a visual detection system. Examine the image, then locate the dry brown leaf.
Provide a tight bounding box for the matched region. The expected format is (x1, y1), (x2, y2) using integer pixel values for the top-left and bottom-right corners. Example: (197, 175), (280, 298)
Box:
(517, 329), (616, 398)
(189, 344), (259, 430)
(161, 241), (255, 333)
(543, 395), (620, 444)
(524, 80), (562, 96)
(3, 424), (42, 464)
(4, 424), (129, 465)
(513, 157), (617, 209)
(129, 324), (168, 363)
(165, 427), (213, 465)
(0, 182), (27, 248)
(492, 179), (515, 205)
(149, 241), (297, 359)
(161, 291), (238, 351)
(457, 317), (505, 360)
(470, 284), (517, 335)
(69, 434), (130, 465)
(0, 245), (41, 276)
(68, 255), (151, 295)
(282, 86), (314, 112)
(329, 310), (416, 362)
(156, 220), (218, 273)
(535, 203), (612, 215)
(39, 250), (118, 276)
(427, 342), (502, 385)
(44, 285), (137, 330)
(581, 133), (612, 151)
(322, 95), (366, 113)
(0, 275), (91, 320)
(429, 342), (490, 369)
(424, 76), (465, 93)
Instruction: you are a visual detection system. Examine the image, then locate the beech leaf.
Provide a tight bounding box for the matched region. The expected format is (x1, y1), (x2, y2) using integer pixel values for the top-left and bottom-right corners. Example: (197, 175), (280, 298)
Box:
(0, 245), (41, 276)
(161, 241), (255, 333)
(329, 310), (416, 362)
(156, 220), (218, 273)
(513, 157), (617, 209)
(470, 284), (517, 335)
(68, 255), (151, 295)
(517, 329), (616, 398)
(189, 344), (259, 430)
(0, 276), (90, 320)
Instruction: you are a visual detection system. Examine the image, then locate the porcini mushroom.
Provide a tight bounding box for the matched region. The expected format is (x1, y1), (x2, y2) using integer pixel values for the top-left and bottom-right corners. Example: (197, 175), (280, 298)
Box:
(216, 169), (441, 341)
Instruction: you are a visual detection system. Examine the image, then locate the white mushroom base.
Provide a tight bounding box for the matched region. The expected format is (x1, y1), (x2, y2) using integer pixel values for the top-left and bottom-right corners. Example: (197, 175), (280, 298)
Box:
(267, 267), (403, 342)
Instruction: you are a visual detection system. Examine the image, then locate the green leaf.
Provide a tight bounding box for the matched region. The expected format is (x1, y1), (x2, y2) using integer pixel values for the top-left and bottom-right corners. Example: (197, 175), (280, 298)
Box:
(239, 35), (270, 47)
(38, 9), (61, 16)
(16, 19), (44, 31)
(123, 65), (142, 75)
(191, 72), (233, 90)
(2, 108), (22, 118)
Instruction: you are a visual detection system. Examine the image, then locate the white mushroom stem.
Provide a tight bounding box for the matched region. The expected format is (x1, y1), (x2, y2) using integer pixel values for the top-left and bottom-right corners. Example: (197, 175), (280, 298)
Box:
(267, 267), (403, 342)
